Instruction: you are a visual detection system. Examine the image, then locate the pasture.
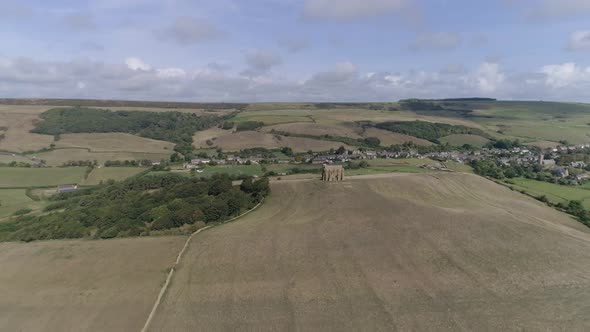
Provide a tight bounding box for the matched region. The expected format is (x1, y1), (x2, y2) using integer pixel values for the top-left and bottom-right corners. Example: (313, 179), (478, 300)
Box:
(0, 189), (42, 218)
(151, 173), (590, 331)
(439, 134), (490, 147)
(55, 133), (175, 153)
(0, 236), (186, 331)
(506, 178), (590, 209)
(35, 149), (170, 166)
(0, 167), (87, 188)
(82, 167), (146, 185)
(197, 130), (352, 152)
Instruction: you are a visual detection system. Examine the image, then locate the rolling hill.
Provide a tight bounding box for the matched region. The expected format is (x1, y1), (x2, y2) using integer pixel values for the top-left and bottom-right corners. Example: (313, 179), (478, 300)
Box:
(150, 173), (590, 331)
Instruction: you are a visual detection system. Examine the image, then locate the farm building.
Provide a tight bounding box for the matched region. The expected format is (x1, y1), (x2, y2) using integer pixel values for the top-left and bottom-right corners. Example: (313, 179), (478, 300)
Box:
(57, 184), (78, 193)
(322, 165), (344, 182)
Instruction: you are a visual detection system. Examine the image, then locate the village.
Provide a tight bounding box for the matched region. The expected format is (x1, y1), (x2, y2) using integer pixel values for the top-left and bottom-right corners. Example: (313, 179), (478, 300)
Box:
(182, 142), (590, 185)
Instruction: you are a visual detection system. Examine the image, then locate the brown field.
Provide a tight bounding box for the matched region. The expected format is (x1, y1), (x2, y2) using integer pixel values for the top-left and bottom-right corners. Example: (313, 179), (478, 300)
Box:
(192, 127), (234, 148)
(0, 236), (186, 332)
(198, 130), (352, 152)
(151, 173), (590, 331)
(0, 111), (54, 152)
(261, 122), (362, 138)
(35, 149), (171, 166)
(362, 127), (434, 146)
(55, 133), (175, 153)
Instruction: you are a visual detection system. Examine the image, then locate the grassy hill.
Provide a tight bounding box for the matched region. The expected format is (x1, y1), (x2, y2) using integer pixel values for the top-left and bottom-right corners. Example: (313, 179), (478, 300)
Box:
(150, 173), (590, 331)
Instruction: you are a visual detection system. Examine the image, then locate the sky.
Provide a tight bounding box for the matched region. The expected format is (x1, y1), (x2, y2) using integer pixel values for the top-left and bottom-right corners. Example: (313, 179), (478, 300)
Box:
(1, 0), (590, 102)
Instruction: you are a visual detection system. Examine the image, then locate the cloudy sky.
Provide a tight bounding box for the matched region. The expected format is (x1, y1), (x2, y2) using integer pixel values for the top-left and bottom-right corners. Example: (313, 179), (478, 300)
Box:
(1, 0), (590, 102)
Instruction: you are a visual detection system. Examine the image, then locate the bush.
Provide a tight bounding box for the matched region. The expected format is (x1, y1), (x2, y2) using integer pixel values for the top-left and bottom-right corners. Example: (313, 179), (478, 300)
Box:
(100, 227), (119, 239)
(235, 121), (264, 132)
(13, 208), (32, 216)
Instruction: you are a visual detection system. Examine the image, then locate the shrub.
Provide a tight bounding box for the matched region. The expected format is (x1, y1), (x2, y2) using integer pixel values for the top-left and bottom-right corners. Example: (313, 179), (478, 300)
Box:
(13, 208), (32, 216)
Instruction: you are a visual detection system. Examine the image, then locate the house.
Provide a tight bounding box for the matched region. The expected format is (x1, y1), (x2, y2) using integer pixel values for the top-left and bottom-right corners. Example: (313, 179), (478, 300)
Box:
(191, 158), (211, 165)
(553, 167), (569, 178)
(57, 184), (78, 193)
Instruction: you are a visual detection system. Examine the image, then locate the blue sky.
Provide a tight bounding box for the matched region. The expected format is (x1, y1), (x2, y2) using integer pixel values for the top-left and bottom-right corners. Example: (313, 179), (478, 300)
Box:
(1, 0), (590, 101)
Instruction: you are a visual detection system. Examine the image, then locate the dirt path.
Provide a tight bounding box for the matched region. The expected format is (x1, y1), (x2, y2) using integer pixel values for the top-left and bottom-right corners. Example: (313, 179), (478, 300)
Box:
(149, 173), (590, 331)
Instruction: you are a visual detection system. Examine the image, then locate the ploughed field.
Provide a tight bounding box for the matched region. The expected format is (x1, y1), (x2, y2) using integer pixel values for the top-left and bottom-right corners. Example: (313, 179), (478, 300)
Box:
(151, 173), (590, 331)
(0, 236), (185, 332)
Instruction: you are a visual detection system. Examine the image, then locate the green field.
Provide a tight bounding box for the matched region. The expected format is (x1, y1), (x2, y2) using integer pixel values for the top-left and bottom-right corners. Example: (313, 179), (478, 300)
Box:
(346, 165), (431, 176)
(156, 164), (265, 178)
(505, 178), (590, 209)
(0, 167), (87, 188)
(82, 167), (146, 185)
(439, 134), (490, 147)
(0, 189), (45, 218)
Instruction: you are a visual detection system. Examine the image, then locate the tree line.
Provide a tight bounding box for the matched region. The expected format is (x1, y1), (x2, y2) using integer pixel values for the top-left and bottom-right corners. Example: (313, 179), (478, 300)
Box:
(375, 120), (488, 143)
(0, 173), (270, 242)
(32, 107), (226, 156)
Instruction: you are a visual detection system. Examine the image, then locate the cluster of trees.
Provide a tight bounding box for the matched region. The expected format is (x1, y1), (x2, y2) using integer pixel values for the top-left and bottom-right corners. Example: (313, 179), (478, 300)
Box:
(61, 160), (97, 167)
(398, 99), (444, 111)
(104, 160), (153, 167)
(32, 107), (223, 156)
(0, 161), (34, 167)
(235, 121), (265, 132)
(471, 160), (542, 180)
(485, 139), (521, 149)
(560, 200), (589, 225)
(0, 173), (270, 242)
(375, 120), (487, 143)
(345, 160), (370, 170)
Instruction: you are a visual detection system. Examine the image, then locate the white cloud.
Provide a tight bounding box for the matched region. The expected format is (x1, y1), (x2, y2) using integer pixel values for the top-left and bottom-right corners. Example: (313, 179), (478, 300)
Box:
(474, 62), (504, 93)
(156, 68), (187, 79)
(409, 32), (461, 52)
(567, 30), (590, 51)
(302, 0), (408, 21)
(2, 56), (590, 102)
(125, 57), (152, 71)
(541, 62), (590, 88)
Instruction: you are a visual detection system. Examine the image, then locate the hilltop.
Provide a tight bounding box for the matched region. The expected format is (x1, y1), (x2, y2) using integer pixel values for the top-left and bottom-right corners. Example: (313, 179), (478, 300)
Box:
(150, 173), (590, 331)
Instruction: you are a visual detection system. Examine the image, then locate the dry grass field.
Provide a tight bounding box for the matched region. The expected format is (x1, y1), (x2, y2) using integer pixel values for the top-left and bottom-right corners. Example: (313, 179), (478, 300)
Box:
(0, 112), (54, 152)
(198, 130), (352, 152)
(151, 173), (590, 331)
(0, 236), (186, 332)
(192, 127), (234, 148)
(55, 133), (175, 153)
(261, 122), (362, 138)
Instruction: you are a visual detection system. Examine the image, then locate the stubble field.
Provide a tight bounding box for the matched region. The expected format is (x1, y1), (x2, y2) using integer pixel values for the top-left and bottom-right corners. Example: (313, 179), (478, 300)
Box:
(151, 173), (590, 331)
(0, 236), (186, 332)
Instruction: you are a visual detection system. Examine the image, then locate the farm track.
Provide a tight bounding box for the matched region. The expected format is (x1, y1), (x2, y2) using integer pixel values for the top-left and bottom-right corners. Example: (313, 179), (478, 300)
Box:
(150, 172), (590, 331)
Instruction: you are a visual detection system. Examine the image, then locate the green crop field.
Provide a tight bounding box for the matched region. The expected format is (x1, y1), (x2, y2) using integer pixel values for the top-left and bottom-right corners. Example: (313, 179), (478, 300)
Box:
(0, 189), (45, 218)
(0, 167), (87, 188)
(153, 164), (265, 178)
(505, 178), (590, 209)
(82, 167), (146, 185)
(439, 134), (490, 147)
